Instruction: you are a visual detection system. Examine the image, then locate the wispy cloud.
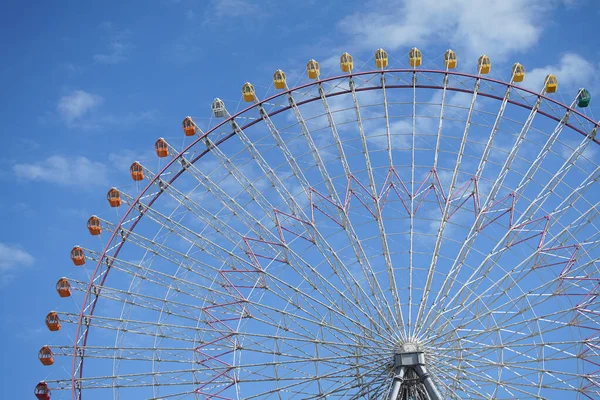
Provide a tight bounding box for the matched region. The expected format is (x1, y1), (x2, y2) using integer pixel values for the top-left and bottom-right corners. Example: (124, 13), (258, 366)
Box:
(94, 41), (129, 64)
(108, 148), (156, 173)
(57, 90), (103, 123)
(521, 53), (598, 92)
(13, 155), (109, 187)
(0, 242), (34, 285)
(55, 89), (155, 129)
(209, 0), (260, 18)
(337, 0), (565, 60)
(93, 21), (132, 64)
(0, 243), (34, 272)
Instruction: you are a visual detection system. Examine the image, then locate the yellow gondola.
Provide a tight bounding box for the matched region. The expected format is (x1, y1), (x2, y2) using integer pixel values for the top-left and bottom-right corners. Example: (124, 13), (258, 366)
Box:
(478, 55), (491, 74)
(340, 52), (353, 73)
(273, 70), (286, 89)
(375, 48), (388, 69)
(444, 50), (457, 69)
(306, 59), (320, 79)
(409, 47), (422, 67)
(544, 74), (558, 93)
(242, 82), (255, 102)
(512, 63), (525, 83)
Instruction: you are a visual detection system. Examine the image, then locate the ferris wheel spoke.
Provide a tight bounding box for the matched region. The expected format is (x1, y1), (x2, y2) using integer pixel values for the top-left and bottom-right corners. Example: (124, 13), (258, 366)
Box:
(134, 180), (253, 251)
(424, 159), (600, 333)
(95, 219), (222, 282)
(241, 94), (401, 333)
(314, 362), (392, 399)
(255, 101), (399, 330)
(334, 75), (402, 334)
(246, 296), (383, 348)
(379, 71), (393, 167)
(41, 345), (198, 364)
(287, 89), (401, 331)
(166, 145), (288, 241)
(276, 209), (399, 333)
(240, 356), (385, 399)
(122, 194), (254, 271)
(201, 133), (281, 228)
(229, 116), (305, 217)
(417, 81), (514, 336)
(431, 69), (450, 170)
(196, 101), (398, 340)
(432, 357), (562, 399)
(81, 249), (226, 302)
(56, 311), (214, 343)
(512, 96), (579, 200)
(428, 185), (600, 334)
(448, 246), (600, 343)
(248, 265), (393, 345)
(242, 235), (393, 338)
(74, 368), (201, 389)
(515, 125), (599, 225)
(415, 77), (481, 336)
(425, 88), (546, 323)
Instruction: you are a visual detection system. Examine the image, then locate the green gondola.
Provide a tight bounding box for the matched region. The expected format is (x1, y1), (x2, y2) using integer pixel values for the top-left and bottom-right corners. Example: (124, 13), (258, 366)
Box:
(577, 88), (591, 108)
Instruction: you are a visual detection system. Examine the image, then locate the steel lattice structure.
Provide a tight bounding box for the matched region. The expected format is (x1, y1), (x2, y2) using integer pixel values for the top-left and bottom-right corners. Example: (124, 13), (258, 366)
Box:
(36, 50), (600, 400)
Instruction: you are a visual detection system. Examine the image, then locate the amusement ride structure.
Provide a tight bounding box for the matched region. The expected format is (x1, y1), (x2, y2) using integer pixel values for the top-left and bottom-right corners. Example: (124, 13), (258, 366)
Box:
(35, 47), (599, 399)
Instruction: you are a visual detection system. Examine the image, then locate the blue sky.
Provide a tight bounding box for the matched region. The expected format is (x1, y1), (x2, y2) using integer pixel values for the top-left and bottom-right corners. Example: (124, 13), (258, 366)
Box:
(1, 0), (600, 398)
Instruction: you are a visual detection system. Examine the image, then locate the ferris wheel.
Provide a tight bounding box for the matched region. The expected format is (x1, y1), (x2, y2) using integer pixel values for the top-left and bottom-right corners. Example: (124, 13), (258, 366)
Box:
(34, 47), (600, 400)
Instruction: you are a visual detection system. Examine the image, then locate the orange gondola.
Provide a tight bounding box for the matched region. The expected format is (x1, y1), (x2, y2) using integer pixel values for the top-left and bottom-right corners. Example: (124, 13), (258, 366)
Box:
(45, 312), (61, 331)
(87, 215), (101, 235)
(155, 138), (169, 158)
(38, 346), (54, 366)
(130, 161), (144, 181)
(182, 116), (196, 136)
(70, 246), (85, 266)
(35, 382), (51, 400)
(107, 188), (122, 207)
(56, 277), (71, 297)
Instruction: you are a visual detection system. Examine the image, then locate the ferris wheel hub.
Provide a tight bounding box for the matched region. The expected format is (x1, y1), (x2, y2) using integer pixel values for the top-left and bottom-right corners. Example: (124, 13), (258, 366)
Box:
(395, 340), (423, 354)
(390, 341), (442, 400)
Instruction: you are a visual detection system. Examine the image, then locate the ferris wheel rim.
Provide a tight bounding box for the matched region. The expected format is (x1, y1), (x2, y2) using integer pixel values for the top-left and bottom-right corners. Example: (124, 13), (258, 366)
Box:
(68, 67), (600, 399)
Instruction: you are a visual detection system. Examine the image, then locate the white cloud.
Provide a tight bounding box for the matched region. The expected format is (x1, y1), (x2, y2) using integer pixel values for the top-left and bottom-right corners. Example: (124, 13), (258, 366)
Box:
(366, 119), (412, 149)
(57, 90), (103, 123)
(0, 243), (34, 272)
(520, 53), (598, 92)
(94, 22), (131, 64)
(209, 0), (259, 18)
(55, 89), (154, 129)
(337, 0), (561, 60)
(13, 155), (109, 187)
(109, 149), (156, 173)
(93, 41), (129, 64)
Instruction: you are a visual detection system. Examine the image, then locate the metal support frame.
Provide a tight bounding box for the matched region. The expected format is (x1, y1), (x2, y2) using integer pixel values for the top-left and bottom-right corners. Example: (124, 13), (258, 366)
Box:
(389, 344), (442, 400)
(58, 68), (600, 400)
